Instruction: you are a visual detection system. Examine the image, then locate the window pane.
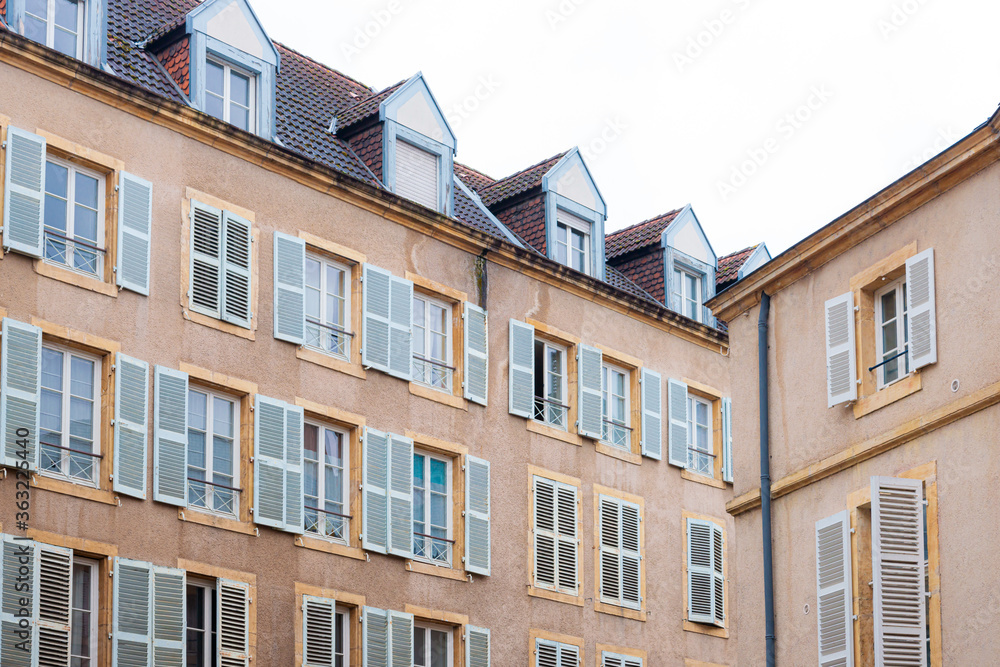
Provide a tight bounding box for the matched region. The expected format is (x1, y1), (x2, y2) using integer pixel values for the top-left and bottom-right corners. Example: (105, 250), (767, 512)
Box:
(305, 257), (321, 289)
(206, 93), (225, 121)
(69, 397), (93, 441)
(430, 492), (446, 526)
(26, 0), (46, 16)
(304, 424), (318, 461)
(229, 104), (250, 131)
(881, 290), (897, 323)
(206, 61), (225, 96)
(304, 459), (318, 498)
(324, 430), (343, 467)
(41, 390), (62, 436)
(69, 357), (94, 398)
(73, 205), (98, 241)
(188, 391), (207, 431)
(213, 437), (233, 476)
(325, 466), (342, 503)
(54, 0), (79, 31)
(46, 162), (69, 199)
(52, 28), (77, 58)
(413, 628), (426, 666)
(429, 459), (447, 493)
(430, 630), (449, 667)
(555, 225), (567, 264)
(230, 71), (250, 106)
(882, 321), (898, 354)
(24, 14), (47, 43)
(187, 432), (206, 470)
(42, 348), (64, 390)
(213, 398), (233, 438)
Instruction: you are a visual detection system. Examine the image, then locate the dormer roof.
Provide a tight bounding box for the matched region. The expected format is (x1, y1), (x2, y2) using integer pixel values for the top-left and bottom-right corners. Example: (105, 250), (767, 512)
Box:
(605, 208), (684, 259)
(480, 152), (566, 206)
(334, 80), (404, 133)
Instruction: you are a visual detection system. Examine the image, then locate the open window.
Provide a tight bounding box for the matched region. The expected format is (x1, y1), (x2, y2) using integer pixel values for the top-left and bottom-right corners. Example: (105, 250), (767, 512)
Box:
(666, 378), (733, 485)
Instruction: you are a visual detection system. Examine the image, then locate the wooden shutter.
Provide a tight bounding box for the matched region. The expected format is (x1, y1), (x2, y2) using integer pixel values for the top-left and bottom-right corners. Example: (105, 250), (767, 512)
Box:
(687, 518), (715, 625)
(388, 610), (413, 667)
(387, 275), (413, 380)
(667, 378), (688, 468)
(555, 483), (579, 593)
(532, 476), (578, 594)
(190, 201), (223, 318)
(536, 639), (558, 667)
(152, 365), (189, 507)
(905, 248), (936, 371)
(466, 625), (490, 667)
(361, 427), (390, 554)
(602, 653), (643, 667)
(463, 302), (489, 405)
(577, 345), (603, 439)
(395, 140), (439, 210)
(151, 565), (186, 667)
(272, 232), (306, 345)
(712, 522), (725, 626)
(222, 211), (253, 328)
(816, 510), (854, 667)
(599, 496), (621, 605)
(387, 433), (414, 558)
(559, 644), (580, 667)
(508, 320), (535, 418)
(362, 607), (389, 667)
(35, 542), (72, 667)
(253, 395), (304, 532)
(284, 405), (305, 534)
(1, 535), (36, 667)
(1, 317), (42, 470)
(114, 353), (149, 499)
(2, 126), (46, 257)
(825, 292), (857, 407)
(465, 455), (491, 576)
(721, 397), (733, 483)
(362, 264), (392, 373)
(218, 579), (250, 667)
(113, 558), (152, 667)
(872, 476), (926, 667)
(640, 368), (662, 460)
(116, 171), (153, 295)
(620, 501), (642, 609)
(303, 595), (336, 667)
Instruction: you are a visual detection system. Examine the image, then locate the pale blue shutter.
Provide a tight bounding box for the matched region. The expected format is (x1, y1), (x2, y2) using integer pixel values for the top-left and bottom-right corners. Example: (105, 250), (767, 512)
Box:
(686, 518), (715, 625)
(667, 379), (689, 468)
(816, 510), (854, 667)
(1, 535), (37, 666)
(253, 394), (288, 530)
(598, 496), (621, 605)
(114, 353), (149, 499)
(639, 368), (662, 460)
(388, 610), (413, 667)
(153, 365), (189, 507)
(222, 211), (252, 328)
(466, 455), (491, 576)
(387, 433), (413, 558)
(387, 276), (413, 380)
(273, 232), (305, 344)
(152, 565), (186, 666)
(361, 427), (389, 554)
(218, 579), (250, 667)
(35, 542), (72, 667)
(285, 404), (305, 533)
(113, 557), (153, 667)
(577, 345), (603, 439)
(190, 201), (223, 318)
(905, 248), (936, 371)
(2, 127), (45, 257)
(466, 626), (490, 667)
(721, 397), (733, 483)
(362, 265), (392, 372)
(508, 320), (535, 418)
(620, 501), (642, 610)
(116, 172), (153, 295)
(362, 607), (389, 667)
(825, 292), (857, 407)
(463, 302), (489, 405)
(1, 317), (42, 470)
(303, 595), (337, 667)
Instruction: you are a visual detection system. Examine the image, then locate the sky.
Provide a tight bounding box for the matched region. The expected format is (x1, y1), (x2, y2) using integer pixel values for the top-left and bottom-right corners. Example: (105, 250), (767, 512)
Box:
(252, 0), (1000, 257)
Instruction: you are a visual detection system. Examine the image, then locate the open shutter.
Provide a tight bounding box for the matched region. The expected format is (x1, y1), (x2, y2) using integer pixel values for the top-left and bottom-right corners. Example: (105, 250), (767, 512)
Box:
(466, 626), (490, 667)
(116, 172), (153, 295)
(113, 558), (152, 667)
(825, 292), (857, 407)
(721, 397), (733, 483)
(508, 320), (535, 418)
(218, 579), (250, 667)
(620, 501), (642, 610)
(387, 433), (414, 558)
(361, 427), (389, 554)
(577, 344), (603, 439)
(253, 395), (289, 530)
(667, 378), (688, 468)
(222, 211), (253, 328)
(152, 566), (186, 667)
(303, 596), (336, 667)
(362, 265), (392, 373)
(362, 607), (389, 667)
(598, 497), (620, 605)
(273, 232), (306, 344)
(872, 476), (926, 667)
(35, 543), (72, 667)
(712, 523), (725, 627)
(114, 353), (149, 499)
(905, 248), (936, 371)
(387, 275), (413, 380)
(2, 126), (45, 257)
(285, 404), (305, 534)
(388, 610), (413, 667)
(465, 455), (491, 576)
(640, 368), (662, 460)
(1, 535), (37, 667)
(687, 518), (715, 625)
(532, 477), (557, 589)
(1, 318), (42, 470)
(153, 366), (189, 507)
(190, 201), (223, 318)
(463, 302), (489, 405)
(816, 510), (854, 667)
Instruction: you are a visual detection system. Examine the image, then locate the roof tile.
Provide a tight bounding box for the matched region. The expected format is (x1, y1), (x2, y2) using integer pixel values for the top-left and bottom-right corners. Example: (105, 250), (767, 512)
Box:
(479, 152), (566, 206)
(604, 208), (683, 259)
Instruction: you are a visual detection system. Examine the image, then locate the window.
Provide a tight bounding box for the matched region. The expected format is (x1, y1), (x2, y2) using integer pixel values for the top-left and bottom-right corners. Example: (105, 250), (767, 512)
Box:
(187, 388), (240, 516)
(205, 57), (256, 133)
(686, 517), (725, 628)
(188, 200), (253, 329)
(554, 210), (591, 274)
(39, 343), (101, 486)
(535, 638), (580, 667)
(304, 422), (350, 543)
(43, 157), (104, 278)
(597, 493), (642, 611)
(186, 579), (218, 667)
(305, 253), (351, 359)
(412, 450), (452, 566)
(301, 596), (350, 667)
(395, 140), (440, 211)
(667, 379), (732, 484)
(334, 608), (349, 667)
(533, 339), (568, 429)
(412, 294), (452, 392)
(71, 557), (99, 667)
(875, 278), (910, 389)
(673, 267), (703, 322)
(687, 394), (713, 477)
(602, 364), (630, 449)
(24, 0), (84, 58)
(532, 475), (579, 597)
(414, 622), (452, 667)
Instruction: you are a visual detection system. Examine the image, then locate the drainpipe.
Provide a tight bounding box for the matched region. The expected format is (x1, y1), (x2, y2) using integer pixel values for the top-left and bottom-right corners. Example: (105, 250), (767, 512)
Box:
(759, 292), (776, 666)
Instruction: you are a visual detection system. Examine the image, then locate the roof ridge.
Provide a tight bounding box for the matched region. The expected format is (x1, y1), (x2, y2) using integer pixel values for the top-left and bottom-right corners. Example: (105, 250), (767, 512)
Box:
(273, 40), (375, 94)
(455, 161), (495, 182)
(718, 243), (760, 260)
(485, 150), (567, 188)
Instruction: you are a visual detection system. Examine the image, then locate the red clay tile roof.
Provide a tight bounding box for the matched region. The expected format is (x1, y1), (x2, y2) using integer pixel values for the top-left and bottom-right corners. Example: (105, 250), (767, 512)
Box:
(0, 0), (8, 21)
(335, 81), (405, 132)
(479, 152), (566, 206)
(155, 36), (190, 96)
(454, 163), (495, 193)
(716, 244), (760, 287)
(605, 265), (663, 304)
(605, 208), (683, 259)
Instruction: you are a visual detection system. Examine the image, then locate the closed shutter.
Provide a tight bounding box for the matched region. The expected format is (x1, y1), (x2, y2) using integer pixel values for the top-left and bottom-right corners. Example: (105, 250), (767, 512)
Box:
(152, 565), (186, 667)
(465, 455), (491, 576)
(687, 518), (725, 627)
(872, 476), (926, 667)
(620, 501), (642, 609)
(362, 607), (389, 667)
(465, 625), (490, 667)
(272, 232), (306, 345)
(537, 639), (579, 667)
(601, 653), (643, 667)
(395, 140), (439, 211)
(667, 378), (688, 468)
(825, 292), (857, 407)
(905, 249), (936, 371)
(599, 497), (620, 605)
(114, 353), (149, 499)
(600, 495), (645, 610)
(508, 320), (535, 418)
(388, 610), (413, 667)
(1, 317), (42, 470)
(639, 368), (662, 460)
(721, 397), (733, 483)
(577, 345), (603, 439)
(152, 366), (189, 507)
(2, 126), (45, 257)
(361, 427), (390, 554)
(35, 542), (73, 667)
(222, 212), (252, 328)
(218, 579), (250, 667)
(113, 557), (152, 667)
(387, 433), (414, 559)
(387, 275), (413, 380)
(532, 476), (578, 594)
(816, 510), (854, 667)
(363, 265), (414, 379)
(190, 201), (223, 318)
(116, 172), (153, 295)
(463, 302), (489, 405)
(1, 535), (36, 667)
(303, 595), (336, 667)
(253, 395), (305, 533)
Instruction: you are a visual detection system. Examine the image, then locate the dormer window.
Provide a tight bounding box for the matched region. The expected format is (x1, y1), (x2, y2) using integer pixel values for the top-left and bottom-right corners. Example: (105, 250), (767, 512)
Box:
(205, 56), (256, 133)
(554, 209), (591, 274)
(673, 266), (703, 322)
(24, 0), (84, 58)
(396, 139), (440, 211)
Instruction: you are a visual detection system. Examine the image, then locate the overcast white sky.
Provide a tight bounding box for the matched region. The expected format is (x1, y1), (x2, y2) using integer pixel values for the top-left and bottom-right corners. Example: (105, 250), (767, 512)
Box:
(253, 0), (1000, 257)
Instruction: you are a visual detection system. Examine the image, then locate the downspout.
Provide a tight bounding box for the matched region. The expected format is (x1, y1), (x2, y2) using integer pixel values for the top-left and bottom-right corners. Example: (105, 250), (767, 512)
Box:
(759, 292), (776, 666)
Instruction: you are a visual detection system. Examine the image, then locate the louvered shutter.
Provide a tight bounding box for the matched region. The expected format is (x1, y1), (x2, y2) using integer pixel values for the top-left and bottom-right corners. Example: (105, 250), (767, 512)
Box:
(113, 557), (152, 667)
(712, 522), (725, 626)
(667, 378), (688, 468)
(466, 626), (490, 667)
(508, 320), (535, 418)
(601, 653), (643, 667)
(388, 610), (413, 667)
(599, 496), (621, 604)
(1, 535), (36, 667)
(114, 353), (149, 499)
(361, 427), (390, 554)
(218, 579), (250, 667)
(687, 518), (715, 625)
(253, 395), (290, 531)
(555, 483), (578, 593)
(559, 644), (579, 667)
(465, 455), (491, 576)
(152, 366), (189, 507)
(816, 510), (854, 667)
(284, 405), (305, 534)
(190, 201), (223, 318)
(273, 232), (306, 344)
(35, 542), (72, 667)
(721, 397), (733, 483)
(387, 433), (414, 558)
(533, 477), (557, 589)
(395, 140), (440, 210)
(620, 501), (642, 609)
(536, 640), (558, 667)
(362, 607), (389, 667)
(222, 211), (253, 328)
(387, 275), (413, 380)
(872, 476), (926, 667)
(463, 302), (489, 405)
(116, 172), (153, 295)
(905, 249), (936, 371)
(825, 292), (857, 407)
(362, 265), (392, 373)
(1, 317), (42, 470)
(2, 126), (45, 257)
(640, 368), (662, 460)
(577, 345), (603, 439)
(303, 596), (336, 667)
(151, 566), (185, 667)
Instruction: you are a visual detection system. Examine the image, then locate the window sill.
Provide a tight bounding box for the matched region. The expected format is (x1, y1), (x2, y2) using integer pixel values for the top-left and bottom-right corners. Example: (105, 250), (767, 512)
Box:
(528, 585), (585, 607)
(527, 420), (583, 447)
(31, 473), (119, 505)
(182, 308), (256, 341)
(404, 559), (467, 581)
(853, 372), (921, 419)
(409, 382), (467, 410)
(683, 619), (729, 639)
(594, 600), (646, 622)
(178, 507), (257, 535)
(595, 442), (641, 465)
(294, 534), (366, 560)
(681, 469), (728, 489)
(34, 260), (117, 297)
(296, 346), (366, 380)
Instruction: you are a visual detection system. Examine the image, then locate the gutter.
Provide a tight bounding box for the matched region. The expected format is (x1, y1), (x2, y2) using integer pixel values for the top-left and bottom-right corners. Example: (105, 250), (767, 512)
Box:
(758, 292), (776, 666)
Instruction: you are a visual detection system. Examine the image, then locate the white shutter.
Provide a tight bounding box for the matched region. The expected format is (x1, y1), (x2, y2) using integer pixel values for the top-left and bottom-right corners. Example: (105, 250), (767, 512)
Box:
(253, 395), (304, 532)
(601, 653), (643, 667)
(114, 353), (149, 499)
(555, 483), (578, 593)
(387, 433), (414, 558)
(387, 275), (413, 381)
(465, 455), (491, 576)
(151, 565), (186, 667)
(362, 607), (389, 667)
(35, 542), (73, 667)
(532, 476), (577, 594)
(361, 427), (390, 554)
(388, 610), (413, 667)
(113, 557), (152, 667)
(872, 476), (926, 667)
(272, 232), (306, 345)
(152, 366), (189, 507)
(222, 211), (253, 328)
(508, 320), (535, 418)
(1, 535), (36, 667)
(536, 639), (568, 667)
(577, 345), (603, 439)
(116, 172), (153, 295)
(686, 518), (715, 625)
(905, 249), (936, 371)
(2, 126), (45, 257)
(284, 405), (305, 534)
(598, 496), (620, 605)
(640, 368), (662, 460)
(463, 302), (489, 405)
(712, 522), (725, 627)
(620, 501), (642, 610)
(559, 644), (580, 667)
(466, 625), (490, 667)
(1, 317), (42, 470)
(667, 378), (688, 468)
(816, 510), (854, 667)
(721, 397), (733, 483)
(190, 201), (223, 318)
(825, 292), (857, 407)
(303, 596), (336, 667)
(218, 579), (250, 667)
(395, 140), (440, 211)
(362, 265), (392, 373)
